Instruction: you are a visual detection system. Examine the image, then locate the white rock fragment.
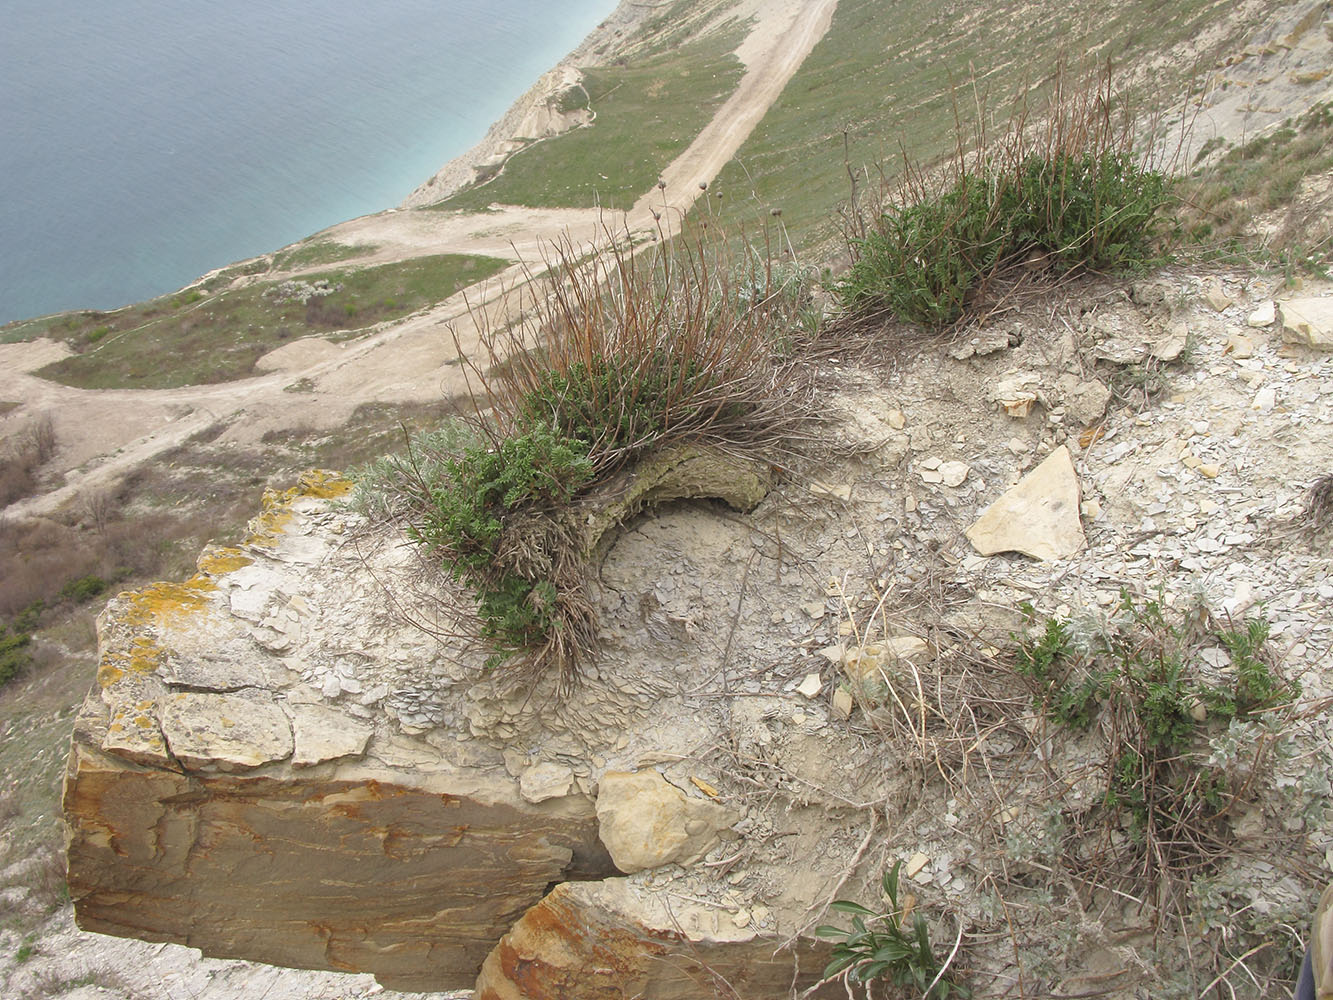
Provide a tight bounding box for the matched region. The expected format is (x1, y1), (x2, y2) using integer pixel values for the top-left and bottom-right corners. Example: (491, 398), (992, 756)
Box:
(938, 461), (970, 487)
(796, 673), (823, 699)
(1151, 324), (1189, 362)
(1252, 386), (1277, 412)
(519, 761), (576, 804)
(1247, 300), (1276, 327)
(289, 704), (372, 767)
(159, 693), (293, 772)
(965, 446), (1085, 561)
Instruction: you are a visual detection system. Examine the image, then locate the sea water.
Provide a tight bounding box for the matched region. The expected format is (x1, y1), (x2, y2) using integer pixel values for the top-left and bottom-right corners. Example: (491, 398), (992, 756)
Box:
(0, 0), (615, 326)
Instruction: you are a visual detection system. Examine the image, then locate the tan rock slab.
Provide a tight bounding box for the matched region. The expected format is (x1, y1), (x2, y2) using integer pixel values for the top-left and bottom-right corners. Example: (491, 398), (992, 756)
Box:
(1279, 297), (1333, 350)
(595, 770), (737, 873)
(519, 761), (576, 804)
(965, 445), (1085, 561)
(1225, 333), (1256, 358)
(159, 692), (293, 771)
(289, 704), (372, 767)
(475, 879), (837, 1000)
(1204, 279), (1233, 312)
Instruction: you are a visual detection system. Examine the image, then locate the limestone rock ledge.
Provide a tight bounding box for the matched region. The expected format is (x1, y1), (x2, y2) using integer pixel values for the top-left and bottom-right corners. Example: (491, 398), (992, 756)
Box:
(61, 468), (843, 995)
(61, 471), (612, 992)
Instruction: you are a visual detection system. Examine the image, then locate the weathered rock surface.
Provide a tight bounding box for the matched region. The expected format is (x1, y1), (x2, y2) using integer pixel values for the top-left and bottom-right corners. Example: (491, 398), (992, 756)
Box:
(475, 880), (837, 1000)
(965, 445), (1085, 560)
(594, 770), (738, 873)
(1279, 296), (1333, 350)
(62, 465), (835, 996)
(62, 473), (614, 992)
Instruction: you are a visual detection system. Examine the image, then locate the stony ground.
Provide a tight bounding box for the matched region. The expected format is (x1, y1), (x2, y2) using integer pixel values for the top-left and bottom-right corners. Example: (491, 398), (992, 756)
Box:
(2, 0), (1332, 996)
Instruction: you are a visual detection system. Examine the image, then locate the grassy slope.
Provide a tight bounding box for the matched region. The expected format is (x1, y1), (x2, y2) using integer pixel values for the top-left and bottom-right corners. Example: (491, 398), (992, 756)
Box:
(431, 27), (745, 212)
(33, 253), (507, 390)
(703, 0), (1248, 254)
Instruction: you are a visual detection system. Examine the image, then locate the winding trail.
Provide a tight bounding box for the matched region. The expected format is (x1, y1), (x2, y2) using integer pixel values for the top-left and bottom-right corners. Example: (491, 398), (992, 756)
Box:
(0, 0), (838, 521)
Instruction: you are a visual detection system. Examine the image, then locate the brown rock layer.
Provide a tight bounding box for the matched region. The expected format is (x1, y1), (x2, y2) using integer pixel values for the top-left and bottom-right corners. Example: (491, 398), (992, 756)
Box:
(63, 733), (606, 991)
(476, 880), (837, 1000)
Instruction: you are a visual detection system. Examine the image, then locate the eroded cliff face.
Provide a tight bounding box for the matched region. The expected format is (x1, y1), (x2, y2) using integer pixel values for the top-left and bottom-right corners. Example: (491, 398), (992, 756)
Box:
(61, 472), (618, 990)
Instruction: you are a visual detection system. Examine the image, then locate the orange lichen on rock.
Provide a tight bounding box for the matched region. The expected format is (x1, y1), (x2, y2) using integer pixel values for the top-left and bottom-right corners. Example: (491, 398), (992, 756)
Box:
(242, 470), (350, 549)
(294, 469), (353, 500)
(196, 546), (254, 576)
(119, 579), (217, 630)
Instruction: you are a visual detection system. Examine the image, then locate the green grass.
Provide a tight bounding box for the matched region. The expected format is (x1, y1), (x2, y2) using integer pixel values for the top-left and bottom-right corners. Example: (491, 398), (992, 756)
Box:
(702, 0), (1252, 253)
(839, 148), (1171, 327)
(34, 254), (508, 390)
(271, 239), (377, 272)
(1176, 102), (1333, 274)
(0, 317), (58, 345)
(432, 28), (745, 212)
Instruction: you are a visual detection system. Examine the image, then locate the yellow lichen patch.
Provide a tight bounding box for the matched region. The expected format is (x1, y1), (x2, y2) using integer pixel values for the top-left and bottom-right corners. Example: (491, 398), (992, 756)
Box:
(296, 469), (352, 500)
(127, 636), (163, 674)
(241, 470), (349, 548)
(97, 659), (126, 689)
(243, 491), (296, 549)
(197, 546), (253, 576)
(119, 578), (217, 629)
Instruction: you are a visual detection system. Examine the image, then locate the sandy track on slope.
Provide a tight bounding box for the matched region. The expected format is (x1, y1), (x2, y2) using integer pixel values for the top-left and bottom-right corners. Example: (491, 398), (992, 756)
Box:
(1, 0), (838, 522)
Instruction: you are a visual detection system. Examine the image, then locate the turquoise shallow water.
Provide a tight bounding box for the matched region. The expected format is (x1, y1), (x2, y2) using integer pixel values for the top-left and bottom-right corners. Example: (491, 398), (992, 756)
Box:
(0, 1), (614, 325)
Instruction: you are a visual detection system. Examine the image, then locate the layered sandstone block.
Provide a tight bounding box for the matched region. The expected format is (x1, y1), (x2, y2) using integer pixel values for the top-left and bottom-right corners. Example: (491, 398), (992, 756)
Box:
(61, 472), (613, 991)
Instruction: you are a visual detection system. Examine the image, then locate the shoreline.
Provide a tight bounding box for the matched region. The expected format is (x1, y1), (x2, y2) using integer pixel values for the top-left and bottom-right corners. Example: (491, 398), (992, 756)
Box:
(400, 0), (650, 209)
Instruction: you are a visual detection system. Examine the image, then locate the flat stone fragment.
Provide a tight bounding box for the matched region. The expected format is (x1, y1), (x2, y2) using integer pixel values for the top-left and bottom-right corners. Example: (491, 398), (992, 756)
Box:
(965, 445), (1085, 561)
(1204, 280), (1232, 312)
(159, 692), (294, 771)
(519, 761), (576, 804)
(832, 688), (854, 719)
(289, 704), (372, 766)
(595, 770), (737, 873)
(1278, 297), (1333, 350)
(939, 460), (970, 487)
(1225, 333), (1256, 358)
(1247, 300), (1276, 327)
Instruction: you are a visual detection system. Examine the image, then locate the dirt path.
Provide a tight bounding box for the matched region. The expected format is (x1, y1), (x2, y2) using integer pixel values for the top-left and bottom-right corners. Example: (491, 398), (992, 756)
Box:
(0, 0), (839, 522)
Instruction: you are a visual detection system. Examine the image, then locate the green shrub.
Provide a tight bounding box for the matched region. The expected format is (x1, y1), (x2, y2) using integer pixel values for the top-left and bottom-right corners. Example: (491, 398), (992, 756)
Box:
(1011, 592), (1300, 872)
(59, 574), (108, 604)
(816, 860), (968, 998)
(841, 152), (1170, 326)
(839, 64), (1172, 327)
(0, 624), (32, 687)
(360, 231), (814, 687)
